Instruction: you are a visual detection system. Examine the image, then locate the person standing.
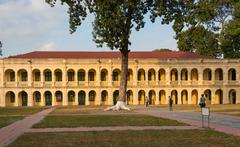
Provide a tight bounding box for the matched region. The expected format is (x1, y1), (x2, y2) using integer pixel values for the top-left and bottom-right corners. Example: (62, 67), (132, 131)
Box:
(168, 96), (173, 111)
(199, 94), (206, 108)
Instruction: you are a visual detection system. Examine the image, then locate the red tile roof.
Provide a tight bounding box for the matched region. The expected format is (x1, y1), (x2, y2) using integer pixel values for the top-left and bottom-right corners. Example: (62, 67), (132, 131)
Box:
(9, 51), (212, 59)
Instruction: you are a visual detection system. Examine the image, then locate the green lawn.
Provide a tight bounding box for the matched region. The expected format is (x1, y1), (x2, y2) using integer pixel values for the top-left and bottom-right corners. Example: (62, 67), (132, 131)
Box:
(51, 106), (133, 115)
(33, 115), (186, 128)
(0, 116), (24, 128)
(0, 107), (44, 128)
(0, 107), (45, 116)
(8, 130), (240, 147)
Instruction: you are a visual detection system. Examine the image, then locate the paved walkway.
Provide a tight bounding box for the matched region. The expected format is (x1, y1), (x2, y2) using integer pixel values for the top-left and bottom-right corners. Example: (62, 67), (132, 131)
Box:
(27, 126), (200, 133)
(0, 108), (54, 147)
(135, 108), (240, 136)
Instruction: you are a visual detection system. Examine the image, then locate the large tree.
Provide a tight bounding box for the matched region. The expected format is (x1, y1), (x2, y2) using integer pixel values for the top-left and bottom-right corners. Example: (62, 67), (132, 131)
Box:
(46, 0), (154, 110)
(221, 2), (240, 58)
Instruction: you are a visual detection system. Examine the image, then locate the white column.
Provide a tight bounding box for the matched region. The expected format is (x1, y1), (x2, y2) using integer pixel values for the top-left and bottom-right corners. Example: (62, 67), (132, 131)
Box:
(96, 67), (100, 86)
(155, 89), (159, 105)
(108, 88), (113, 105)
(133, 66), (138, 86)
(211, 89), (216, 104)
(188, 90), (192, 104)
(74, 69), (78, 82)
(188, 69), (191, 85)
(52, 90), (56, 106)
(236, 88), (240, 104)
(211, 68), (215, 83)
(223, 70), (228, 85)
(223, 88), (228, 104)
(108, 67), (113, 86)
(146, 68), (148, 86)
(85, 69), (89, 86)
(96, 89), (101, 105)
(0, 89), (5, 107)
(178, 69), (181, 85)
(41, 92), (45, 106)
(28, 63), (32, 87)
(85, 90), (89, 105)
(166, 68), (170, 85)
(63, 89), (67, 106)
(63, 66), (67, 86)
(41, 70), (44, 87)
(178, 89), (181, 104)
(15, 91), (19, 107)
(198, 68), (203, 85)
(133, 88), (138, 105)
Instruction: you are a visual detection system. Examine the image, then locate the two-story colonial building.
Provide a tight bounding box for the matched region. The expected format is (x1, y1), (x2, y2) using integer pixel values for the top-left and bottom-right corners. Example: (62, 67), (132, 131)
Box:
(0, 51), (239, 107)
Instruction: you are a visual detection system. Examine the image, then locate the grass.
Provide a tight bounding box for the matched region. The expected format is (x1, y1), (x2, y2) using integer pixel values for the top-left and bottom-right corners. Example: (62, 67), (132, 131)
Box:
(51, 106), (108, 115)
(0, 107), (45, 128)
(8, 130), (240, 147)
(0, 116), (24, 128)
(33, 114), (186, 128)
(152, 104), (240, 116)
(0, 107), (45, 116)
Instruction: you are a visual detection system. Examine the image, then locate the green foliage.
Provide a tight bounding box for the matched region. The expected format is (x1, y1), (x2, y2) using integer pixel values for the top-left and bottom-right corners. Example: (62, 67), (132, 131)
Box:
(177, 26), (220, 57)
(153, 48), (172, 52)
(46, 0), (152, 51)
(221, 2), (240, 58)
(45, 0), (156, 102)
(150, 0), (238, 58)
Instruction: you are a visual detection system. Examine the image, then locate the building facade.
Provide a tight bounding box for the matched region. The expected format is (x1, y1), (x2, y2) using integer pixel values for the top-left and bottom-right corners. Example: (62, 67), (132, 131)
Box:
(0, 51), (239, 107)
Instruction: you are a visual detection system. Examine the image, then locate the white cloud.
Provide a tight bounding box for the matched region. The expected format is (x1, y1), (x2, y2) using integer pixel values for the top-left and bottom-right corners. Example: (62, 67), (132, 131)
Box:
(0, 0), (67, 39)
(35, 42), (57, 51)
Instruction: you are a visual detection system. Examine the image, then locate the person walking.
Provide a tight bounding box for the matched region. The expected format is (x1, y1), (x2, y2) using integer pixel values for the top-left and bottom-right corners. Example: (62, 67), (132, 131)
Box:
(145, 96), (149, 107)
(199, 94), (206, 108)
(168, 96), (173, 111)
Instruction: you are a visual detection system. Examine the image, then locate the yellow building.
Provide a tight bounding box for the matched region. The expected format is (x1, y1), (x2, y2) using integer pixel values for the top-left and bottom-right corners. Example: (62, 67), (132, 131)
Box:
(0, 51), (239, 107)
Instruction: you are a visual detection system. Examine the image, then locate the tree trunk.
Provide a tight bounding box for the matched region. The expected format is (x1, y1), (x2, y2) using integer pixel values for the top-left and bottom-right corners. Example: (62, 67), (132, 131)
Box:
(118, 49), (129, 102)
(104, 48), (130, 111)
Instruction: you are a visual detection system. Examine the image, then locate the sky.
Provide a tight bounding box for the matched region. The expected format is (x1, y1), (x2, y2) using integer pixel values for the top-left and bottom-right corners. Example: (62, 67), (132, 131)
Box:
(0, 0), (178, 57)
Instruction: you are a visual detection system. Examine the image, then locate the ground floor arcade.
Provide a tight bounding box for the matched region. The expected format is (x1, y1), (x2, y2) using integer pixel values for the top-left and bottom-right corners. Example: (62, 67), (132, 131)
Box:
(2, 87), (239, 107)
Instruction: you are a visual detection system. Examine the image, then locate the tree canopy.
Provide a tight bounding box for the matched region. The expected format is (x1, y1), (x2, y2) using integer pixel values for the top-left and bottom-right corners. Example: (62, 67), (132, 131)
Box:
(46, 0), (155, 106)
(176, 26), (219, 57)
(221, 2), (240, 58)
(172, 0), (239, 58)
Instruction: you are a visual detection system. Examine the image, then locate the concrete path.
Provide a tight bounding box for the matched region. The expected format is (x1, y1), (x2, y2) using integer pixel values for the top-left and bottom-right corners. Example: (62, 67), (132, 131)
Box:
(0, 108), (54, 147)
(136, 108), (240, 136)
(27, 126), (200, 133)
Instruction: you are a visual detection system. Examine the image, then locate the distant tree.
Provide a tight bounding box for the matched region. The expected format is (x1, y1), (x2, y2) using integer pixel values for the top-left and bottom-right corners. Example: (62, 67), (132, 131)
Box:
(221, 2), (240, 58)
(153, 48), (172, 52)
(160, 0), (237, 58)
(0, 41), (2, 56)
(176, 26), (220, 57)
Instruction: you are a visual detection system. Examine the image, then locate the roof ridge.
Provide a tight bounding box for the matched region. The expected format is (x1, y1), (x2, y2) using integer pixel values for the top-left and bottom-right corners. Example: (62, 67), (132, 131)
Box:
(8, 50), (212, 59)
